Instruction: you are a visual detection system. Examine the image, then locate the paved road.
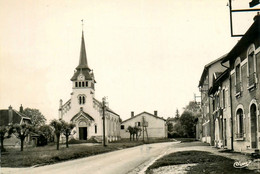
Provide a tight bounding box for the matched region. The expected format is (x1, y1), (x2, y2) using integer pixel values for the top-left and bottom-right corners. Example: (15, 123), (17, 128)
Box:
(1, 142), (178, 174)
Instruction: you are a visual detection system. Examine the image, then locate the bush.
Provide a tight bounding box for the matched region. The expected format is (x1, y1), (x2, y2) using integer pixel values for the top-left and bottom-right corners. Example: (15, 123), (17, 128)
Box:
(37, 134), (48, 146)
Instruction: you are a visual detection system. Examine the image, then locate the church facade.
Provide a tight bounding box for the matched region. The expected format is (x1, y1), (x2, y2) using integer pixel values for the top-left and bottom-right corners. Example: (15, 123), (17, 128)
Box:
(59, 31), (121, 142)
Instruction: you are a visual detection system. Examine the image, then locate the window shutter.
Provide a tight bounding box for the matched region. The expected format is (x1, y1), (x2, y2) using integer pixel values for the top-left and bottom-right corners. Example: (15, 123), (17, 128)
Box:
(243, 114), (246, 136)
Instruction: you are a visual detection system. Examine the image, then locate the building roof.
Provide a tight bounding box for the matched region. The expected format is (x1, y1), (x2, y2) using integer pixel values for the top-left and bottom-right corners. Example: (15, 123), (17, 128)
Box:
(71, 31), (94, 81)
(0, 108), (31, 126)
(93, 98), (120, 117)
(70, 109), (95, 122)
(208, 69), (229, 95)
(198, 54), (226, 87)
(222, 15), (260, 64)
(121, 111), (166, 123)
(77, 31), (90, 70)
(70, 69), (94, 81)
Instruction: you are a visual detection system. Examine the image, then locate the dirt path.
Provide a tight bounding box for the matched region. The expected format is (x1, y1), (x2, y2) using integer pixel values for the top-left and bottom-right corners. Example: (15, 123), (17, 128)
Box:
(145, 142), (259, 174)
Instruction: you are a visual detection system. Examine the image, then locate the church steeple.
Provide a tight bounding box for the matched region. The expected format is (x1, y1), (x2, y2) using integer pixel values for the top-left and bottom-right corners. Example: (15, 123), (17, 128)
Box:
(71, 20), (95, 86)
(76, 31), (90, 70)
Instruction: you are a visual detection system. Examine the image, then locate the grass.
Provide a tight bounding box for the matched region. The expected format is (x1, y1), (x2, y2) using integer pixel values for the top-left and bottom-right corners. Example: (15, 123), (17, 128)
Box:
(146, 151), (253, 174)
(1, 138), (172, 167)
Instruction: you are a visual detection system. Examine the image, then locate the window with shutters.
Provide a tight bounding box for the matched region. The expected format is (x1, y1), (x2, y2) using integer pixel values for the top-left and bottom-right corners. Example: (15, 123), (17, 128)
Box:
(247, 44), (257, 90)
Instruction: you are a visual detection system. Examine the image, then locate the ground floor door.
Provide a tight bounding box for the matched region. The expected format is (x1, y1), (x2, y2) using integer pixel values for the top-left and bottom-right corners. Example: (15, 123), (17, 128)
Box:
(251, 104), (257, 148)
(79, 127), (87, 140)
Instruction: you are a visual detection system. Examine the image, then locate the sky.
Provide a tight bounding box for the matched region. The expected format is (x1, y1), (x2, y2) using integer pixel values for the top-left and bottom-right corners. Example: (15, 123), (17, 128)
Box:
(0, 0), (258, 122)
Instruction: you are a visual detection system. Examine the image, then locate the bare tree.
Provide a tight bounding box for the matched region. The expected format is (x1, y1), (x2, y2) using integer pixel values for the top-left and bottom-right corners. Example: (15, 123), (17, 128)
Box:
(50, 119), (63, 150)
(60, 120), (75, 148)
(0, 126), (13, 152)
(13, 123), (32, 151)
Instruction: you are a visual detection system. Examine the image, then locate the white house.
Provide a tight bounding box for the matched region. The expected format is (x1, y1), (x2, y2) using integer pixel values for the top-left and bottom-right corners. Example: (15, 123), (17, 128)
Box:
(59, 31), (121, 142)
(120, 111), (167, 139)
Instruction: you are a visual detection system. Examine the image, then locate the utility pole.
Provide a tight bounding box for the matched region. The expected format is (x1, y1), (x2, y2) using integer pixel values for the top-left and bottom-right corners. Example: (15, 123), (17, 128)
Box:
(102, 97), (106, 147)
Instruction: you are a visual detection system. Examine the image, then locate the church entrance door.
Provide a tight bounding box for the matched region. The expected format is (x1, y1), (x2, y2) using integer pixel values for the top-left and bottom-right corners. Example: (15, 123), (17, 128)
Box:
(79, 127), (87, 140)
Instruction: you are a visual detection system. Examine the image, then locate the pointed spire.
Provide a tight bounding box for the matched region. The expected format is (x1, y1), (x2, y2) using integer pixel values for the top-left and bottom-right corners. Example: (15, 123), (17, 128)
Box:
(76, 19), (90, 70)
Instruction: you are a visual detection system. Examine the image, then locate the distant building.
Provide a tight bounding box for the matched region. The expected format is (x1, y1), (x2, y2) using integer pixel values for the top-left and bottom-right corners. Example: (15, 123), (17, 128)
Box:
(208, 69), (232, 149)
(0, 105), (33, 147)
(59, 30), (121, 142)
(198, 55), (226, 145)
(120, 111), (167, 139)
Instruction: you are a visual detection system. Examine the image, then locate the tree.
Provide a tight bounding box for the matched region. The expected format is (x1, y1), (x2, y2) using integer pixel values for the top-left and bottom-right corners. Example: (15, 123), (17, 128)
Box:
(38, 125), (54, 143)
(175, 109), (180, 119)
(179, 111), (196, 138)
(172, 122), (185, 137)
(168, 122), (174, 133)
(13, 123), (32, 151)
(184, 101), (201, 115)
(23, 108), (46, 128)
(60, 120), (75, 148)
(50, 119), (63, 150)
(0, 126), (13, 152)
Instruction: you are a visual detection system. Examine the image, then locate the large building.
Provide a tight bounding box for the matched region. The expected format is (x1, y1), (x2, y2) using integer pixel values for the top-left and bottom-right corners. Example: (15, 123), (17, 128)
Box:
(59, 31), (121, 142)
(221, 15), (260, 151)
(197, 15), (260, 152)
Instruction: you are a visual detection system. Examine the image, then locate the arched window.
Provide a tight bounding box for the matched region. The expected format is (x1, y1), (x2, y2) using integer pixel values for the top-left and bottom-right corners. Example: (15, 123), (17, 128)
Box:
(79, 96), (82, 104)
(247, 44), (256, 89)
(236, 109), (244, 138)
(78, 95), (86, 105)
(82, 96), (85, 104)
(79, 82), (82, 87)
(75, 82), (78, 87)
(235, 57), (242, 96)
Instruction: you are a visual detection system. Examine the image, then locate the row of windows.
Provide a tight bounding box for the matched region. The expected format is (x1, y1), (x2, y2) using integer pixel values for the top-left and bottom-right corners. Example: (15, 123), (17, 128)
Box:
(75, 81), (95, 89)
(235, 103), (257, 140)
(212, 88), (228, 112)
(75, 81), (88, 88)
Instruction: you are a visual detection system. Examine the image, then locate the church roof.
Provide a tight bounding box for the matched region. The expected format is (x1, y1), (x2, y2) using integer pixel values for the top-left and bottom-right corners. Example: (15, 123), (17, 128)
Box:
(70, 109), (94, 122)
(93, 98), (120, 117)
(71, 31), (94, 81)
(70, 69), (93, 81)
(76, 32), (90, 70)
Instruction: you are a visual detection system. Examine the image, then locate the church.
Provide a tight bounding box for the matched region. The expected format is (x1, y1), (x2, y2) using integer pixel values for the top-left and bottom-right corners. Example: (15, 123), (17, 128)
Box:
(59, 29), (121, 142)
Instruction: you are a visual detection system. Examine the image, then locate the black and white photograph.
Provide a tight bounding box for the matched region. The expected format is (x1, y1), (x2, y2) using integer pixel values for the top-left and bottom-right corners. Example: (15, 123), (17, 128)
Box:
(0, 0), (260, 173)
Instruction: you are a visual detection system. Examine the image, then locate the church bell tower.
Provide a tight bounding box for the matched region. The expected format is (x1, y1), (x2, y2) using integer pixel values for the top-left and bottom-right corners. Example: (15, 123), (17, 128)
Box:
(70, 23), (96, 107)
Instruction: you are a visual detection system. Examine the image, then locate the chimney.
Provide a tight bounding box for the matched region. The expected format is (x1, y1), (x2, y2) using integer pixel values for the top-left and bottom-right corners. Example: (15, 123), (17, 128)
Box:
(154, 110), (158, 116)
(254, 12), (260, 21)
(8, 105), (13, 125)
(59, 99), (63, 108)
(131, 111), (134, 118)
(20, 104), (23, 113)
